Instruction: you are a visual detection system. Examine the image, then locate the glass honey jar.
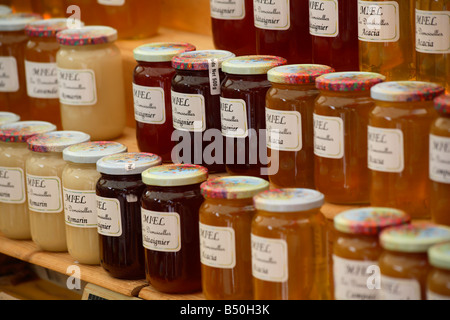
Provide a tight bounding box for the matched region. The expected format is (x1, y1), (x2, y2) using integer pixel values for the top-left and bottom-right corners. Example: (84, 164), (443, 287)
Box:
(314, 72), (386, 204)
(427, 242), (450, 300)
(430, 94), (450, 226)
(199, 176), (269, 300)
(369, 81), (445, 219)
(379, 223), (450, 300)
(266, 64), (334, 189)
(252, 188), (329, 300)
(333, 207), (410, 300)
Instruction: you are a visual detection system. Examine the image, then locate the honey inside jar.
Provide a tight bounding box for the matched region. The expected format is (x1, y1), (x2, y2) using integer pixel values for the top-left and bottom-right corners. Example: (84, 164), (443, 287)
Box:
(427, 242), (450, 300)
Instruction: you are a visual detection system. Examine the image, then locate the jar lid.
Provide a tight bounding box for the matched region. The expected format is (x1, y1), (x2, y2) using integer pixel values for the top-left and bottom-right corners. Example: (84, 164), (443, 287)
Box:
(134, 42), (197, 63)
(428, 242), (450, 271)
(25, 18), (79, 38)
(268, 64), (335, 85)
(57, 25), (118, 46)
(0, 121), (56, 143)
(63, 141), (128, 164)
(200, 176), (269, 200)
(0, 112), (20, 125)
(253, 188), (325, 213)
(28, 131), (90, 153)
(371, 81), (445, 102)
(434, 94), (450, 115)
(172, 50), (236, 71)
(334, 207), (410, 236)
(97, 152), (162, 176)
(316, 72), (386, 92)
(0, 13), (41, 31)
(221, 55), (287, 75)
(380, 223), (450, 253)
(0, 5), (12, 16)
(142, 164), (208, 187)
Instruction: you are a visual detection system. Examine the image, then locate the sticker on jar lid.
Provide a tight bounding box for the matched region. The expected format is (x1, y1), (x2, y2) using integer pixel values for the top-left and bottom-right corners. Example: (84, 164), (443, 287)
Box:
(251, 234), (289, 283)
(0, 121), (56, 143)
(0, 57), (19, 93)
(27, 131), (90, 153)
(221, 55), (287, 75)
(334, 207), (410, 236)
(172, 50), (235, 71)
(380, 223), (450, 253)
(200, 176), (269, 200)
(371, 81), (445, 102)
(25, 18), (75, 38)
(0, 167), (26, 204)
(253, 188), (325, 213)
(27, 174), (63, 213)
(200, 223), (236, 269)
(428, 242), (450, 271)
(97, 152), (162, 176)
(96, 196), (122, 237)
(309, 0), (339, 37)
(415, 9), (450, 54)
(267, 64), (335, 85)
(141, 208), (181, 252)
(211, 0), (246, 20)
(56, 26), (118, 46)
(357, 0), (400, 43)
(142, 164), (208, 187)
(380, 275), (422, 300)
(0, 112), (20, 125)
(253, 0), (291, 31)
(0, 13), (41, 31)
(63, 141), (127, 164)
(316, 72), (386, 92)
(133, 42), (196, 63)
(434, 94), (450, 115)
(430, 134), (450, 185)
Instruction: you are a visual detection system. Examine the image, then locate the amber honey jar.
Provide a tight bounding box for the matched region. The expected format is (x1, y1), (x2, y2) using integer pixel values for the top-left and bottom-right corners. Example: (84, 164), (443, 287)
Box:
(369, 81), (445, 219)
(430, 94), (450, 226)
(333, 207), (410, 300)
(427, 242), (450, 300)
(379, 223), (450, 300)
(266, 64), (334, 189)
(199, 176), (269, 300)
(141, 164), (208, 294)
(252, 188), (329, 300)
(314, 72), (386, 204)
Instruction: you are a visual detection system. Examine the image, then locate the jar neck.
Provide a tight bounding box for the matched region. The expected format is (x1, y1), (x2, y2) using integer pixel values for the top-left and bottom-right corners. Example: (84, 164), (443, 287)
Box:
(257, 207), (320, 218)
(67, 162), (97, 170)
(101, 173), (142, 181)
(60, 42), (114, 51)
(204, 197), (254, 207)
(225, 73), (269, 81)
(31, 151), (62, 158)
(147, 183), (202, 193)
(376, 99), (435, 109)
(0, 141), (27, 149)
(319, 90), (371, 98)
(272, 82), (317, 91)
(138, 60), (173, 68)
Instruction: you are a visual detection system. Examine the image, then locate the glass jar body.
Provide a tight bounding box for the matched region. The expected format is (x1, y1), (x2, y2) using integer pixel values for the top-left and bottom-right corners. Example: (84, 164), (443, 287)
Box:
(427, 267), (450, 300)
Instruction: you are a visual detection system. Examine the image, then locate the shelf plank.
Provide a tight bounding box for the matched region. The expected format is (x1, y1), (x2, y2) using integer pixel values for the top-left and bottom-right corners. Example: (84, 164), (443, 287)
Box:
(138, 286), (204, 301)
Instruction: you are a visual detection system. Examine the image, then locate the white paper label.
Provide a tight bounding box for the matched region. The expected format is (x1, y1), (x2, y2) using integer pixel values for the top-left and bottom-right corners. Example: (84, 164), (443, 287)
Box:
(97, 0), (125, 6)
(416, 9), (450, 54)
(368, 126), (404, 173)
(25, 61), (59, 99)
(141, 208), (181, 252)
(309, 0), (339, 37)
(427, 290), (450, 300)
(211, 0), (246, 20)
(429, 134), (450, 184)
(133, 83), (166, 125)
(0, 57), (19, 92)
(380, 275), (422, 300)
(208, 59), (221, 96)
(254, 0), (291, 30)
(266, 108), (302, 152)
(27, 174), (63, 213)
(58, 68), (97, 105)
(333, 256), (379, 300)
(200, 223), (236, 269)
(0, 167), (26, 204)
(63, 188), (97, 228)
(313, 114), (344, 159)
(251, 234), (288, 283)
(96, 196), (122, 237)
(358, 1), (400, 42)
(220, 97), (248, 138)
(171, 90), (206, 132)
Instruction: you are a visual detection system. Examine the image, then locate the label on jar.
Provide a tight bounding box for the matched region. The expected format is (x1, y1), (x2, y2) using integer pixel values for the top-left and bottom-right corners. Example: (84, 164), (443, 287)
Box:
(333, 255), (379, 300)
(97, 0), (125, 5)
(208, 59), (221, 96)
(429, 134), (450, 184)
(358, 0), (400, 42)
(368, 126), (404, 173)
(427, 290), (450, 300)
(0, 57), (19, 92)
(171, 90), (206, 132)
(26, 174), (63, 213)
(25, 61), (59, 99)
(199, 223), (236, 269)
(58, 68), (97, 106)
(313, 114), (344, 159)
(96, 196), (122, 237)
(220, 97), (248, 138)
(309, 0), (339, 37)
(416, 10), (450, 54)
(0, 167), (26, 204)
(266, 108), (302, 152)
(254, 0), (291, 31)
(141, 208), (181, 252)
(380, 275), (422, 300)
(251, 234), (288, 283)
(63, 188), (97, 228)
(133, 83), (166, 125)
(211, 0), (246, 20)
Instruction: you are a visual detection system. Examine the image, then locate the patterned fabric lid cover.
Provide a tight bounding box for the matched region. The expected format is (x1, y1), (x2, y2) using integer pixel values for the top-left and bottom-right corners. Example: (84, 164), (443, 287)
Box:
(57, 25), (118, 46)
(434, 94), (450, 115)
(253, 188), (325, 213)
(172, 50), (235, 71)
(316, 72), (386, 92)
(0, 121), (56, 143)
(25, 18), (80, 38)
(268, 64), (335, 85)
(142, 164), (208, 187)
(201, 176), (269, 200)
(27, 131), (90, 153)
(63, 141), (128, 164)
(134, 42), (196, 62)
(97, 152), (162, 176)
(221, 55), (287, 75)
(371, 81), (445, 102)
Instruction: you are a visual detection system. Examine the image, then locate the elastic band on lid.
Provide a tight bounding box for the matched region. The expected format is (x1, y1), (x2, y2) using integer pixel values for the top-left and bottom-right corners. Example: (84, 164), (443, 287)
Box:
(172, 50), (235, 71)
(200, 176), (269, 200)
(134, 42), (196, 63)
(316, 72), (386, 92)
(221, 55), (287, 75)
(268, 64), (335, 84)
(371, 81), (445, 102)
